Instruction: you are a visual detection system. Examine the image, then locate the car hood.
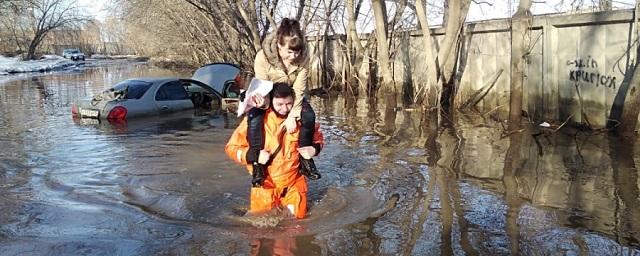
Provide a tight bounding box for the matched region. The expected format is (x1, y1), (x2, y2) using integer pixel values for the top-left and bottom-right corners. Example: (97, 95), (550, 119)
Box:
(191, 63), (240, 93)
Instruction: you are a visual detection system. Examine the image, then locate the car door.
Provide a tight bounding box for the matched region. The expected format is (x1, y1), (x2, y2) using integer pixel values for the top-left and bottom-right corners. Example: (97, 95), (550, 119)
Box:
(154, 80), (193, 114)
(180, 79), (223, 112)
(190, 63), (242, 113)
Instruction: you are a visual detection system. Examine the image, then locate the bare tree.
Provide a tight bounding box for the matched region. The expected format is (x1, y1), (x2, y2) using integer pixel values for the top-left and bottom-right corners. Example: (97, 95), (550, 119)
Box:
(371, 0), (394, 91)
(1, 1), (33, 54)
(414, 0), (439, 105)
(413, 0), (470, 112)
(438, 0), (470, 89)
(20, 0), (88, 59)
(619, 0), (640, 137)
(345, 0), (368, 93)
(508, 0), (532, 131)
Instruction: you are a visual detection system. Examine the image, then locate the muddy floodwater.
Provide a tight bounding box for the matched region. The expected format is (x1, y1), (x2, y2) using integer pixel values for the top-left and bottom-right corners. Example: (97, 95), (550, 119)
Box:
(1, 61), (639, 255)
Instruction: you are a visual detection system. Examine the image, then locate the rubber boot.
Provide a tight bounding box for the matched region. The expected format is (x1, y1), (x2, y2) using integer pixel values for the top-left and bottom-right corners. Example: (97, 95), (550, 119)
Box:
(299, 157), (321, 180)
(251, 162), (266, 187)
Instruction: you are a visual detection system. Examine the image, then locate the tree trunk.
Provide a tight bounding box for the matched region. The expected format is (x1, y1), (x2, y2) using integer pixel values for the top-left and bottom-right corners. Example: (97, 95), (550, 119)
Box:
(371, 0), (394, 91)
(236, 0), (261, 51)
(26, 44), (37, 60)
(437, 0), (470, 86)
(26, 32), (45, 60)
(296, 0), (305, 21)
(434, 0), (470, 114)
(345, 0), (366, 93)
(345, 0), (356, 88)
(415, 0), (439, 104)
(507, 0), (532, 131)
(617, 1), (640, 137)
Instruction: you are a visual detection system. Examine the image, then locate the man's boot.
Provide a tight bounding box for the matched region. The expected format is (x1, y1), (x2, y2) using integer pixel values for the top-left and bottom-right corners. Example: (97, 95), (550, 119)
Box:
(251, 162), (266, 187)
(299, 157), (321, 180)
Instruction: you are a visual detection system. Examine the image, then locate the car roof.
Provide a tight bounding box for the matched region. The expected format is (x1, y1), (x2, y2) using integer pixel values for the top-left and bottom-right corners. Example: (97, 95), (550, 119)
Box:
(124, 77), (179, 84)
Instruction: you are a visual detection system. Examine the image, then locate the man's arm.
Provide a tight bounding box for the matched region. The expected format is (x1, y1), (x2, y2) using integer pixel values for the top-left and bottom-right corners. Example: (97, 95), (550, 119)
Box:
(224, 118), (250, 165)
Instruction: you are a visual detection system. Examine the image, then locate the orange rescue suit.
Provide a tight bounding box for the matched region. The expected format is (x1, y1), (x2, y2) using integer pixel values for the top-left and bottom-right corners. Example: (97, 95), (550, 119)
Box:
(225, 109), (324, 219)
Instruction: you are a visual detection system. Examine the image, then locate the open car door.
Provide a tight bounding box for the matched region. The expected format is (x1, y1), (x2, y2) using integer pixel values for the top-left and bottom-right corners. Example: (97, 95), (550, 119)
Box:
(191, 63), (243, 113)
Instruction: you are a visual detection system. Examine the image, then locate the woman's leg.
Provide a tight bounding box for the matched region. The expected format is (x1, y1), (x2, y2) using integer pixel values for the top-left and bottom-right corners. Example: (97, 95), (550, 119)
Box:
(247, 108), (266, 186)
(298, 99), (321, 180)
(299, 99), (315, 147)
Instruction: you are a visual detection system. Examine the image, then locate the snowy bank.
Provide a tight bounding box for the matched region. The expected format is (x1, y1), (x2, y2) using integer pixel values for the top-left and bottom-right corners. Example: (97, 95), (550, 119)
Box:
(0, 55), (78, 75)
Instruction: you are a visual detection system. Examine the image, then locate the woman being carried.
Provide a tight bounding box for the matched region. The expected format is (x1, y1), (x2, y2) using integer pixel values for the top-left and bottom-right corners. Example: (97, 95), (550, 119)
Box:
(246, 18), (321, 187)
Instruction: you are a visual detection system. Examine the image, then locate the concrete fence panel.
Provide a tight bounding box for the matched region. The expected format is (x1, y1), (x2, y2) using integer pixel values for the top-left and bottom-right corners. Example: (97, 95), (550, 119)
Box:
(308, 9), (639, 129)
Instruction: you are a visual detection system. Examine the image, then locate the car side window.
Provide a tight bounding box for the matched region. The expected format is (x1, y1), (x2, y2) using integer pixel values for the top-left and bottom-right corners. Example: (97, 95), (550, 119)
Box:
(112, 80), (152, 99)
(155, 81), (189, 101)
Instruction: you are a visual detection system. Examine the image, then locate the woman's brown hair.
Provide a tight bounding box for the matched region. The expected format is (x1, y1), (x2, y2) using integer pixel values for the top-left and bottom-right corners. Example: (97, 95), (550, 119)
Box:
(276, 18), (305, 51)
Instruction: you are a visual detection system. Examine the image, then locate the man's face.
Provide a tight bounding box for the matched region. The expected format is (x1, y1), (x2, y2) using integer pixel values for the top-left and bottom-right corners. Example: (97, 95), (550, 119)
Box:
(272, 95), (294, 116)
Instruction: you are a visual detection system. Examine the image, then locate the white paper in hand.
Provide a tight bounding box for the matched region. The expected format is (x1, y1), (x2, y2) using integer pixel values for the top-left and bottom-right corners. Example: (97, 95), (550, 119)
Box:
(237, 78), (273, 117)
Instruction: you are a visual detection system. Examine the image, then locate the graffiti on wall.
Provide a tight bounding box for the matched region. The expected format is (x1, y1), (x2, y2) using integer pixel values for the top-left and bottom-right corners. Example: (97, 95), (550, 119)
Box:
(567, 56), (617, 89)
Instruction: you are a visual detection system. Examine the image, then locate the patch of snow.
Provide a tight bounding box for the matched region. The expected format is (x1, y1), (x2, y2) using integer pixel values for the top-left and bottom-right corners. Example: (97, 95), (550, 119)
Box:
(0, 55), (77, 74)
(40, 54), (66, 60)
(91, 54), (108, 59)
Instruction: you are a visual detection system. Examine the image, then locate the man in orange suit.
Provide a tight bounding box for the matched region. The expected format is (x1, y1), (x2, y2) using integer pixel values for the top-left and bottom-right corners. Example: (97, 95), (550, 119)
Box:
(225, 83), (324, 219)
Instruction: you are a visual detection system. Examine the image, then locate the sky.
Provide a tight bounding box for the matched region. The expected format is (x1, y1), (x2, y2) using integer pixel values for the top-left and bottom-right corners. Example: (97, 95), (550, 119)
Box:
(272, 0), (638, 35)
(467, 0), (635, 21)
(77, 0), (109, 21)
(80, 0), (637, 23)
(76, 0), (637, 32)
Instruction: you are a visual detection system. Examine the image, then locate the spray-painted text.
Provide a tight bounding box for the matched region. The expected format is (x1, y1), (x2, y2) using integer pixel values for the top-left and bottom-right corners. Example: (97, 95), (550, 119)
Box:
(567, 57), (616, 89)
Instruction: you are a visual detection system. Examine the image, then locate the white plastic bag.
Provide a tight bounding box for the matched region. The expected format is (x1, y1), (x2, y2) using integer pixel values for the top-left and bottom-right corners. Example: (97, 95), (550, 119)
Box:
(237, 78), (273, 117)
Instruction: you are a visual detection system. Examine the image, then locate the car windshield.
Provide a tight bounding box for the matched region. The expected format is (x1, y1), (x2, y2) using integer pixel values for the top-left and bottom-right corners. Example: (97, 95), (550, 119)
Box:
(65, 50), (79, 53)
(112, 80), (153, 99)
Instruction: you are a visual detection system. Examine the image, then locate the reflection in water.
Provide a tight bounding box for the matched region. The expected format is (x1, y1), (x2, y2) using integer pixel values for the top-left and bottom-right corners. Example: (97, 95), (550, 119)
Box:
(1, 63), (639, 254)
(314, 91), (640, 255)
(609, 139), (640, 246)
(251, 236), (321, 256)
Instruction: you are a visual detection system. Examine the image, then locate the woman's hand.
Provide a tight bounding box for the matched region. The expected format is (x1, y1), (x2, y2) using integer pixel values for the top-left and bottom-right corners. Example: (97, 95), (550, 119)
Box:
(282, 117), (297, 133)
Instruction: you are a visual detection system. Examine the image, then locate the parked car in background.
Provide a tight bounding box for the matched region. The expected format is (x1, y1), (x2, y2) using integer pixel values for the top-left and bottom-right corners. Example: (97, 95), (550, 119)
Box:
(71, 63), (244, 121)
(62, 48), (85, 61)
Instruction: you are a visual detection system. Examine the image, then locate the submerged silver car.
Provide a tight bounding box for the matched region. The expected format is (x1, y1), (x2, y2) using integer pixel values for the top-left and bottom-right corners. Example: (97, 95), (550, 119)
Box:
(72, 63), (243, 121)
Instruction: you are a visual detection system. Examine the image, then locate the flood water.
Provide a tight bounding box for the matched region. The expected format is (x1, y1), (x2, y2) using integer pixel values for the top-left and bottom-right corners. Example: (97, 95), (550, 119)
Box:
(0, 61), (639, 255)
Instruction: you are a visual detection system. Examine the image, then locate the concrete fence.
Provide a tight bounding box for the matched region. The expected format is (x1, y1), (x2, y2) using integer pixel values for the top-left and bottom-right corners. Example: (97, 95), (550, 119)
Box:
(308, 9), (640, 129)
